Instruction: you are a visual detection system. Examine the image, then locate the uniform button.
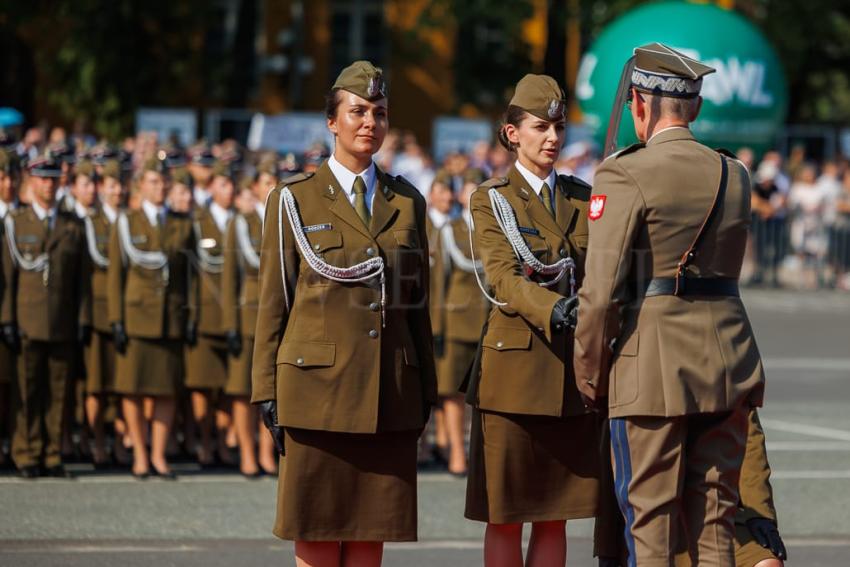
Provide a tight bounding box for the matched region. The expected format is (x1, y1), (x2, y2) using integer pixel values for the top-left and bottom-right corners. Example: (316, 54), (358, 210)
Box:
(368, 329), (378, 338)
(296, 357), (304, 366)
(559, 248), (568, 258)
(496, 341), (504, 348)
(369, 302), (380, 312)
(313, 243), (321, 250)
(366, 247), (376, 257)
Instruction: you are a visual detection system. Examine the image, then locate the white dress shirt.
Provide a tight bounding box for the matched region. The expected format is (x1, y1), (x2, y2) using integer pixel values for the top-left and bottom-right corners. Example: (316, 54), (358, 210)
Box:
(141, 199), (164, 227)
(31, 200), (57, 229)
(515, 160), (558, 213)
(209, 202), (233, 234)
(102, 203), (118, 224)
(327, 154), (377, 214)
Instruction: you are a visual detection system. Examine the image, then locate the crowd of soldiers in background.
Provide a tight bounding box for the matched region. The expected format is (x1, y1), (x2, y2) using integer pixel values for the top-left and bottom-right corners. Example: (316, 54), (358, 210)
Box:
(0, 123), (846, 478)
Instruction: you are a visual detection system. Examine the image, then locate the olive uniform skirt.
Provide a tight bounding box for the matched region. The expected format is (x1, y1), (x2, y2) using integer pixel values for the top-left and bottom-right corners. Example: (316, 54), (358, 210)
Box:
(465, 409), (600, 524)
(185, 335), (228, 390)
(224, 336), (253, 397)
(274, 427), (419, 542)
(115, 338), (182, 397)
(85, 330), (116, 394)
(437, 340), (476, 397)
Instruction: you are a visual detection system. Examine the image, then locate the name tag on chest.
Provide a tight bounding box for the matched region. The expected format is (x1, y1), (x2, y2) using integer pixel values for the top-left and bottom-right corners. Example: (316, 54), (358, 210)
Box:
(17, 235), (40, 245)
(518, 226), (540, 237)
(303, 223), (333, 234)
(131, 235), (148, 244)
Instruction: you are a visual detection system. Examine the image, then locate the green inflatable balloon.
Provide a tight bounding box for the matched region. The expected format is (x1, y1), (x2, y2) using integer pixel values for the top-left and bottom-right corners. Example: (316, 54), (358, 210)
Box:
(576, 1), (788, 154)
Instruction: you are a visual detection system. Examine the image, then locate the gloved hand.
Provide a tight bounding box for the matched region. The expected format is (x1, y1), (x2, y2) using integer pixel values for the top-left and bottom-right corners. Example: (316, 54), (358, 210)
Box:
(111, 322), (128, 355)
(551, 296), (579, 334)
(433, 335), (445, 358)
(259, 400), (286, 456)
(185, 320), (198, 346)
(78, 324), (93, 346)
(746, 518), (787, 560)
(226, 329), (242, 357)
(1, 324), (20, 354)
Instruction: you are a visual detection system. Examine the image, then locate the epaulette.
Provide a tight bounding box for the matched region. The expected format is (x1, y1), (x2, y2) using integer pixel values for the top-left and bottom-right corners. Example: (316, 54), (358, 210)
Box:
(393, 174), (416, 189)
(277, 171), (314, 190)
(612, 142), (645, 159)
(558, 174), (592, 201)
(715, 148), (738, 159)
(479, 177), (509, 190)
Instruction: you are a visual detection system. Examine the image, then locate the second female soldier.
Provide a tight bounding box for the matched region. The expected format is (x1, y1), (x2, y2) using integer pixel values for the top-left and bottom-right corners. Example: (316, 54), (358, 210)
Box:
(252, 61), (436, 566)
(465, 75), (599, 566)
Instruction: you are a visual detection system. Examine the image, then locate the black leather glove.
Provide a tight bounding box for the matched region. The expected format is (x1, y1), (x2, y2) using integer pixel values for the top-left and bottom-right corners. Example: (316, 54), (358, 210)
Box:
(1, 324), (20, 354)
(111, 322), (128, 355)
(78, 324), (93, 346)
(226, 330), (242, 357)
(598, 558), (622, 567)
(185, 320), (198, 346)
(551, 296), (579, 334)
(746, 518), (787, 560)
(259, 400), (286, 456)
(433, 335), (445, 358)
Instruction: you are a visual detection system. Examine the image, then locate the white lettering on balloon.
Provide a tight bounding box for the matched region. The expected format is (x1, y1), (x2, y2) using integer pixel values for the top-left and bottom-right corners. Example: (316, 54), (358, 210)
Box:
(699, 57), (774, 108)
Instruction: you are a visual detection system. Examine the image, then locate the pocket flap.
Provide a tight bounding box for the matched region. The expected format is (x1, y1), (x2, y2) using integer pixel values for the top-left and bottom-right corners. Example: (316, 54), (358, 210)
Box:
(277, 341), (336, 367)
(307, 231), (343, 253)
(617, 332), (639, 357)
(393, 228), (419, 249)
(482, 328), (532, 351)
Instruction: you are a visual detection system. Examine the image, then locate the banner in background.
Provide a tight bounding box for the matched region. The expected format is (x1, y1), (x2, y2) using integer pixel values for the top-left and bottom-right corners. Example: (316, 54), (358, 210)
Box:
(247, 112), (334, 154)
(135, 108), (197, 147)
(432, 117), (493, 162)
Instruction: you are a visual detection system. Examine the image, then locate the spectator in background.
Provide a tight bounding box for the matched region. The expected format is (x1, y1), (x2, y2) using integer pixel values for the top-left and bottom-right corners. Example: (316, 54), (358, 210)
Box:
(469, 141), (492, 176)
(832, 170), (850, 290)
(488, 143), (513, 178)
(750, 158), (788, 287)
(737, 146), (755, 172)
(789, 163), (828, 288)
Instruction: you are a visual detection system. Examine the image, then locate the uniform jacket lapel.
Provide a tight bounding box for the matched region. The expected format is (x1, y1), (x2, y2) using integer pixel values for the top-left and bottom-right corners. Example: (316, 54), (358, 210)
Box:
(369, 169), (399, 237)
(555, 175), (578, 234)
(319, 162), (373, 240)
(508, 166), (562, 240)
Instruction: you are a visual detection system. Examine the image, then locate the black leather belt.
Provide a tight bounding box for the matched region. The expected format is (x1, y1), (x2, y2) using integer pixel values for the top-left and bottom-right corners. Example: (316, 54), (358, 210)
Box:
(641, 277), (740, 298)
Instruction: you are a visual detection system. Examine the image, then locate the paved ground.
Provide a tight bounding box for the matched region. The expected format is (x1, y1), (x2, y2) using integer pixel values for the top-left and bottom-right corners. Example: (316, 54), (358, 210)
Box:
(0, 288), (848, 566)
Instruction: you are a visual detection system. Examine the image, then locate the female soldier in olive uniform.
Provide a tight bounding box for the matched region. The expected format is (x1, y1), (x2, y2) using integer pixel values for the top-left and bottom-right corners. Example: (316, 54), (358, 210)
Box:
(221, 162), (278, 477)
(465, 75), (599, 566)
(185, 161), (235, 467)
(108, 158), (194, 479)
(252, 61), (436, 566)
(431, 168), (489, 476)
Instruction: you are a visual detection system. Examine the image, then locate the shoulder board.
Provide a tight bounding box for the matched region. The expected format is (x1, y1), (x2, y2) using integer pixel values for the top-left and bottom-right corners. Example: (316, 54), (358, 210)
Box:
(479, 177), (509, 190)
(558, 174), (592, 201)
(715, 148), (738, 159)
(278, 172), (314, 189)
(393, 174), (416, 189)
(612, 142), (645, 159)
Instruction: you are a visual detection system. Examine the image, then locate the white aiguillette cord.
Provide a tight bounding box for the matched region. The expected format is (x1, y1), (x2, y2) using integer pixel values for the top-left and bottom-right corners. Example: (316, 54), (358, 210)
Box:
(468, 188), (576, 306)
(279, 186), (386, 327)
(3, 214), (49, 272)
(440, 220), (483, 274)
(235, 214), (260, 270)
(194, 220), (225, 274)
(117, 212), (169, 283)
(83, 215), (109, 268)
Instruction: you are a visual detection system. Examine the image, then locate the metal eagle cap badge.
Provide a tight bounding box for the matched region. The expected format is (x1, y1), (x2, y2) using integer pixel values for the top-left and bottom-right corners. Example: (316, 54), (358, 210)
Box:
(367, 76), (385, 98)
(548, 100), (564, 119)
(589, 195), (606, 221)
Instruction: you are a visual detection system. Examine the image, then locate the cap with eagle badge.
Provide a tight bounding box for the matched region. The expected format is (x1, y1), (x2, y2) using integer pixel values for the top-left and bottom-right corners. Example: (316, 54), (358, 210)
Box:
(100, 159), (122, 181)
(332, 61), (387, 101)
(171, 167), (193, 188)
(27, 154), (62, 178)
(509, 74), (567, 121)
(631, 42), (715, 98)
(74, 159), (95, 178)
(211, 160), (235, 180)
(140, 156), (167, 176)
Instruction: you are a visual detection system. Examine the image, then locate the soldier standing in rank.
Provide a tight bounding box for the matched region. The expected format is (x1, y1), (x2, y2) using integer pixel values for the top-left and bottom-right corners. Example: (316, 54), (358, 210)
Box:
(108, 158), (194, 479)
(80, 159), (128, 468)
(185, 161), (236, 467)
(574, 43), (766, 566)
(221, 161), (279, 477)
(464, 75), (598, 567)
(425, 170), (455, 466)
(252, 61), (436, 565)
(430, 168), (488, 477)
(0, 150), (20, 468)
(1, 155), (89, 478)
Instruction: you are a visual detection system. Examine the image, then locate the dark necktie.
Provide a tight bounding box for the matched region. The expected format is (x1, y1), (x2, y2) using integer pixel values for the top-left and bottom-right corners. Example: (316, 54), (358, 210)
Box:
(353, 176), (371, 227)
(540, 182), (555, 220)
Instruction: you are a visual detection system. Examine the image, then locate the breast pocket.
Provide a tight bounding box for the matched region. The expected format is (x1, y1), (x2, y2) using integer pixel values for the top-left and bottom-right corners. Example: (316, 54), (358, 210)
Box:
(391, 228), (424, 281)
(303, 230), (345, 286)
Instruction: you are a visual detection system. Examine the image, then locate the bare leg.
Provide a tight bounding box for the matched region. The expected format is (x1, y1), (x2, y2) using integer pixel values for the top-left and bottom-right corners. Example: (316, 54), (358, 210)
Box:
(341, 542), (384, 567)
(485, 523), (524, 567)
(85, 394), (107, 464)
(191, 390), (213, 464)
(526, 520), (566, 567)
(122, 396), (149, 475)
(443, 395), (467, 474)
(295, 541), (341, 567)
(149, 396), (175, 474)
(216, 396), (236, 464)
(433, 405), (448, 453)
(258, 421), (278, 474)
(232, 397), (259, 475)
